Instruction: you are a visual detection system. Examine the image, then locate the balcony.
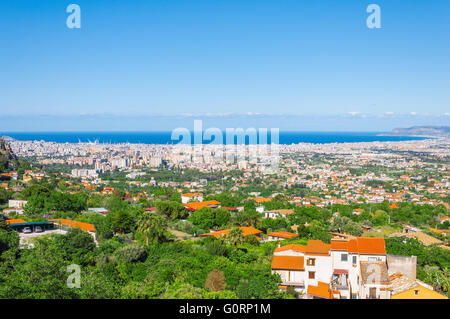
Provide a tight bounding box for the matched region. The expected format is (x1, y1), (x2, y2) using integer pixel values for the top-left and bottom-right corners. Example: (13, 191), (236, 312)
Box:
(331, 273), (349, 291)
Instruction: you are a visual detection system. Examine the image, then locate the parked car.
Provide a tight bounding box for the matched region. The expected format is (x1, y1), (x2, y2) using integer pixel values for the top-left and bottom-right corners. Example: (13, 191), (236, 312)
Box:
(35, 226), (43, 233)
(23, 227), (32, 233)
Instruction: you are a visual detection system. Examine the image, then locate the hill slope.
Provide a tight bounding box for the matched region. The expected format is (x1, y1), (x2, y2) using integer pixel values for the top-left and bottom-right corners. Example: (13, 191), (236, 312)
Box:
(0, 138), (17, 173)
(391, 126), (450, 137)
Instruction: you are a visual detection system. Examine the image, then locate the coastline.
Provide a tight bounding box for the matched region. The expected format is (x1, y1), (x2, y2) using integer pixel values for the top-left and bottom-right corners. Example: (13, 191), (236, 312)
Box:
(1, 131), (434, 146)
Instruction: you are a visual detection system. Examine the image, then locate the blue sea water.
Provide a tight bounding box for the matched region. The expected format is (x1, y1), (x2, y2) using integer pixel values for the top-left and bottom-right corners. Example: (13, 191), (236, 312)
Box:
(0, 131), (429, 145)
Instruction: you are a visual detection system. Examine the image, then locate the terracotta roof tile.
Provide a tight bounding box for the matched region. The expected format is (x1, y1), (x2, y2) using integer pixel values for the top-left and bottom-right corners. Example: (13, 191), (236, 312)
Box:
(274, 244), (307, 254)
(307, 281), (332, 299)
(271, 256), (305, 270)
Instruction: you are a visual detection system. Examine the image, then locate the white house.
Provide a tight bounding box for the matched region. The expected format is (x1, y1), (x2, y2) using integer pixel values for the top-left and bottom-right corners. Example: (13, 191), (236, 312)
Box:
(181, 193), (203, 204)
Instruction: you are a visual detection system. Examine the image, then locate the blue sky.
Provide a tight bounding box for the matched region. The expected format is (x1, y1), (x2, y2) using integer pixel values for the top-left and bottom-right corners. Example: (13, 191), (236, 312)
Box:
(0, 0), (449, 131)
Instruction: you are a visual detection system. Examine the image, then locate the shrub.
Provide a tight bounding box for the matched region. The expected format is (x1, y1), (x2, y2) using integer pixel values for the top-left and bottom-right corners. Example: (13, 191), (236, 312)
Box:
(115, 244), (147, 263)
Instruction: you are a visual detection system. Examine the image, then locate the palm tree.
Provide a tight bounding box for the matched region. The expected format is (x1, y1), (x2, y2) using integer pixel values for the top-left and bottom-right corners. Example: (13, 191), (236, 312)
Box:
(223, 227), (244, 248)
(137, 212), (168, 246)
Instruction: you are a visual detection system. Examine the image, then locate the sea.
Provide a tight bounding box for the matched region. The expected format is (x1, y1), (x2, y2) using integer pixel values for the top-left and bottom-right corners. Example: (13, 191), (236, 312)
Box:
(0, 132), (429, 145)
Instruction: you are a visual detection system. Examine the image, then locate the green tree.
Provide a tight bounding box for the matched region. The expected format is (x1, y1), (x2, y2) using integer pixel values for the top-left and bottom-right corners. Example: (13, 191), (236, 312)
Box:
(111, 210), (135, 234)
(0, 237), (78, 299)
(156, 201), (188, 221)
(222, 227), (244, 248)
(137, 212), (169, 245)
(330, 216), (363, 236)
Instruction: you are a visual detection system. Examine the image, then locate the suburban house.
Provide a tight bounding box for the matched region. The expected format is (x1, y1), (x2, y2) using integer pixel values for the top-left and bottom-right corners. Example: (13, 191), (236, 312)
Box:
(267, 231), (299, 241)
(271, 244), (306, 291)
(272, 237), (393, 299)
(6, 200), (28, 215)
(183, 200), (221, 212)
(264, 209), (295, 219)
(181, 192), (203, 204)
(389, 273), (447, 299)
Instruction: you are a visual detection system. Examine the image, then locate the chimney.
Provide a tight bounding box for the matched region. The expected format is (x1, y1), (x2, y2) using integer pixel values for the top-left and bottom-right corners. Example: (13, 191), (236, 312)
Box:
(278, 242), (281, 248)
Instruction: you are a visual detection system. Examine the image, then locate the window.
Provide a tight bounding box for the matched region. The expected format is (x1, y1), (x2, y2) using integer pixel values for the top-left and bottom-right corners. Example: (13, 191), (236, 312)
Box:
(414, 290), (419, 296)
(351, 293), (358, 299)
(309, 271), (315, 279)
(352, 256), (357, 264)
(307, 258), (316, 266)
(341, 253), (348, 262)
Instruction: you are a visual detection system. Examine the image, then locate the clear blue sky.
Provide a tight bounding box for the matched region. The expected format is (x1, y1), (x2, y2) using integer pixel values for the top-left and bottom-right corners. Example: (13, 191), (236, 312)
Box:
(0, 0), (449, 130)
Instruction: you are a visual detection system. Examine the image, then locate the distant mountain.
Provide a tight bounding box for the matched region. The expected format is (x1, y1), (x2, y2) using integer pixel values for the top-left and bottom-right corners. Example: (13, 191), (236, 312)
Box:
(0, 137), (17, 173)
(391, 126), (450, 137)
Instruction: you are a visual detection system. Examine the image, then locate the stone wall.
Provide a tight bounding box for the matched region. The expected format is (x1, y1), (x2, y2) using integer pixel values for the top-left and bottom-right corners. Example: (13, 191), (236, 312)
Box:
(387, 255), (417, 279)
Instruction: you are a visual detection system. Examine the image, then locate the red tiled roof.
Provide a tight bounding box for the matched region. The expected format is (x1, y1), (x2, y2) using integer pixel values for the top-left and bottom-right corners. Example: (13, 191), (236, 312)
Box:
(184, 200), (220, 211)
(305, 240), (331, 255)
(268, 231), (299, 239)
(330, 240), (349, 251)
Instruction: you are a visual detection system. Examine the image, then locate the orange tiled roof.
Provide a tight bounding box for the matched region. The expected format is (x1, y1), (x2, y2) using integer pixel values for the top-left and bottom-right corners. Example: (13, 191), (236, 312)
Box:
(274, 244), (307, 254)
(305, 239), (331, 255)
(200, 226), (262, 238)
(268, 231), (299, 239)
(356, 237), (386, 255)
(5, 218), (27, 224)
(48, 219), (95, 232)
(307, 281), (332, 299)
(347, 238), (359, 253)
(253, 197), (271, 203)
(330, 240), (349, 251)
(271, 255), (305, 270)
(182, 193), (203, 197)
